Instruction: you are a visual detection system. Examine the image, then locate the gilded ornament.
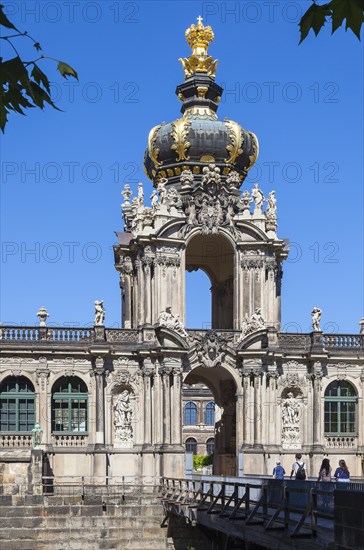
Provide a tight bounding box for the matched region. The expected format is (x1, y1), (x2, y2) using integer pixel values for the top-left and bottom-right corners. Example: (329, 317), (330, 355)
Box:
(247, 131), (259, 169)
(224, 119), (244, 164)
(197, 86), (208, 99)
(179, 17), (218, 79)
(171, 114), (191, 162)
(148, 124), (162, 166)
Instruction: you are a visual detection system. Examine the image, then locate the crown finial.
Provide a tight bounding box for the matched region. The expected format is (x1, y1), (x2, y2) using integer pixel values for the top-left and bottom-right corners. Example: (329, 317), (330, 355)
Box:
(179, 17), (218, 79)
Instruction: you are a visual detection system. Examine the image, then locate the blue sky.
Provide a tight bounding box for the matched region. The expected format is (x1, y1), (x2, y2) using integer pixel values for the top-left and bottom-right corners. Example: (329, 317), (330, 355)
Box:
(1, 0), (363, 333)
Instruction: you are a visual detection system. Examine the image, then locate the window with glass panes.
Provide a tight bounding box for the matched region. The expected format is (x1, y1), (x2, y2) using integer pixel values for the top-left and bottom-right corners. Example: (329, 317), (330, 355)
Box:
(185, 437), (197, 454)
(206, 437), (214, 455)
(324, 381), (357, 435)
(52, 377), (88, 433)
(205, 402), (215, 425)
(0, 377), (35, 432)
(184, 402), (197, 425)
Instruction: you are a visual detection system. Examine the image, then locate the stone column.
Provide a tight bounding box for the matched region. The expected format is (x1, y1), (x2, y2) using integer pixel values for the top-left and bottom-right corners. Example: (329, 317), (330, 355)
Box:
(36, 359), (49, 443)
(160, 365), (172, 444)
(142, 361), (154, 446)
(242, 373), (251, 446)
(311, 366), (324, 451)
(236, 391), (244, 454)
(94, 357), (105, 444)
(254, 373), (262, 447)
(171, 366), (183, 445)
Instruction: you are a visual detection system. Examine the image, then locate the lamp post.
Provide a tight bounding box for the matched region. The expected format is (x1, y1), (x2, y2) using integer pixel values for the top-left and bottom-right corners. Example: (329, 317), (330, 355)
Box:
(32, 422), (43, 449)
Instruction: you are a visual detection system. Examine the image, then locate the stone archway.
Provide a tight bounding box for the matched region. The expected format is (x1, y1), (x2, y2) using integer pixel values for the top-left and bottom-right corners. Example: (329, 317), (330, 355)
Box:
(185, 232), (235, 330)
(184, 364), (238, 476)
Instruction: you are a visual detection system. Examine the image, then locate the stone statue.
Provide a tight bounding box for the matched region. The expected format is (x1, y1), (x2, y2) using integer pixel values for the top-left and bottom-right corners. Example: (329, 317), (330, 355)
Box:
(202, 164), (221, 187)
(281, 391), (301, 447)
(113, 390), (133, 444)
(282, 392), (300, 426)
(94, 300), (105, 326)
(137, 182), (144, 207)
(252, 183), (264, 212)
(226, 170), (241, 189)
(266, 191), (277, 217)
(150, 189), (159, 210)
(114, 390), (132, 423)
(158, 306), (188, 337)
(240, 308), (265, 337)
(311, 307), (322, 331)
(157, 178), (168, 205)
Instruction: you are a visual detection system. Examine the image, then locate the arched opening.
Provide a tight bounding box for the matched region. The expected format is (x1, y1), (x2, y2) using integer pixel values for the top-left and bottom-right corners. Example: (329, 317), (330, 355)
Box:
(185, 233), (235, 329)
(186, 269), (211, 328)
(184, 365), (237, 476)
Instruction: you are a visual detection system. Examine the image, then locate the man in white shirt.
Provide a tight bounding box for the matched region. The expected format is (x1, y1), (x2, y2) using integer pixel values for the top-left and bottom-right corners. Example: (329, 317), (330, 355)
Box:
(290, 453), (307, 480)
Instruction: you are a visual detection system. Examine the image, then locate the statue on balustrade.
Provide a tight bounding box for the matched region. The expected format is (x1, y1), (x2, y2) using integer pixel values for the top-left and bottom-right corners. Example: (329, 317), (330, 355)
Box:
(94, 300), (105, 326)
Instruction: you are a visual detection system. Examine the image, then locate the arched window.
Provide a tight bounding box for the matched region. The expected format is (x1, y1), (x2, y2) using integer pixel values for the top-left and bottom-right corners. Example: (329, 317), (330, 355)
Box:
(184, 402), (197, 425)
(52, 377), (88, 433)
(206, 437), (214, 455)
(0, 377), (35, 432)
(324, 381), (357, 435)
(185, 437), (197, 454)
(205, 402), (215, 425)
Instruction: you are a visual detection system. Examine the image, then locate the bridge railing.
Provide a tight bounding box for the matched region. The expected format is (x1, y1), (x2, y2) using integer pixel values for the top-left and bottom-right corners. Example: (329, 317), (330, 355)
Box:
(160, 476), (351, 538)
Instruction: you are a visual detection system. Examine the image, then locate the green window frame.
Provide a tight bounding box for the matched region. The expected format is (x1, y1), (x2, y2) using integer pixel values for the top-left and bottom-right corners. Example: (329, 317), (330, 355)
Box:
(52, 377), (88, 434)
(324, 381), (357, 435)
(0, 377), (35, 432)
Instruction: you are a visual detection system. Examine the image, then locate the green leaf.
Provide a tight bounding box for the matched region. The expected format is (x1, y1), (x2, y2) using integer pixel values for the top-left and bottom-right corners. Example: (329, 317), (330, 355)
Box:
(31, 63), (50, 93)
(29, 81), (61, 111)
(0, 4), (17, 30)
(57, 61), (78, 80)
(331, 0), (364, 39)
(299, 3), (332, 43)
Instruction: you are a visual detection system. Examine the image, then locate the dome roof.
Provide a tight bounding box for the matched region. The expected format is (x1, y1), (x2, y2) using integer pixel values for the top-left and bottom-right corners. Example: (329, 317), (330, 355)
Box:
(143, 18), (259, 188)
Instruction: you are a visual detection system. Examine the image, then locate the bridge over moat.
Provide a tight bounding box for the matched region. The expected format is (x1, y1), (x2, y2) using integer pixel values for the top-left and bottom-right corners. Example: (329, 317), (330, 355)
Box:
(160, 476), (364, 549)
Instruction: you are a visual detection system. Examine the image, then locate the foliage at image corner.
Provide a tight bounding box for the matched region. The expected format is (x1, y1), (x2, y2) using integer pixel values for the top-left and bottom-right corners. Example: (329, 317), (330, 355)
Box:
(0, 3), (78, 133)
(193, 455), (213, 469)
(299, 0), (364, 43)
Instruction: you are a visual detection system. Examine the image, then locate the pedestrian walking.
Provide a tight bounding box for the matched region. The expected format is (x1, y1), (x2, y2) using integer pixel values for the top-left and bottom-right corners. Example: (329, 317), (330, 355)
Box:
(290, 453), (307, 480)
(318, 458), (332, 481)
(272, 461), (285, 479)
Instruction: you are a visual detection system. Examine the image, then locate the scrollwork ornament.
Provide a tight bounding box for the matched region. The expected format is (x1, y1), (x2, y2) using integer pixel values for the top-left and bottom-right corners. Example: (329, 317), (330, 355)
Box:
(171, 114), (191, 162)
(224, 119), (244, 164)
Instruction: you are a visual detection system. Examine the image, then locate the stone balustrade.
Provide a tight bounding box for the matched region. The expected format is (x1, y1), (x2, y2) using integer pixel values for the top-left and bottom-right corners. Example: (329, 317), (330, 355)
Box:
(0, 434), (33, 447)
(51, 434), (89, 447)
(324, 435), (358, 448)
(0, 326), (362, 354)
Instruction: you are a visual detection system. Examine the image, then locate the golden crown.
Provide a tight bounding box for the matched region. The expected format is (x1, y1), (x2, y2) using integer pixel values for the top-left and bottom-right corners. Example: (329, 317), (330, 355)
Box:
(185, 16), (214, 51)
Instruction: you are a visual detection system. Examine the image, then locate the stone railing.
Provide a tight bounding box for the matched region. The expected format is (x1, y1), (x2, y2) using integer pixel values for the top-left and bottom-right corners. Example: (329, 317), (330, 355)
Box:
(323, 334), (363, 350)
(51, 434), (89, 447)
(278, 333), (311, 351)
(104, 329), (138, 343)
(47, 328), (93, 342)
(0, 327), (40, 341)
(0, 434), (33, 447)
(324, 436), (358, 448)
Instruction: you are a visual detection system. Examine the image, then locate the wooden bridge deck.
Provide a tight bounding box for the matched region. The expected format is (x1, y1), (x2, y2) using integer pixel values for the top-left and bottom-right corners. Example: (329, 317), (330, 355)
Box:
(159, 477), (363, 549)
